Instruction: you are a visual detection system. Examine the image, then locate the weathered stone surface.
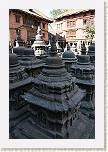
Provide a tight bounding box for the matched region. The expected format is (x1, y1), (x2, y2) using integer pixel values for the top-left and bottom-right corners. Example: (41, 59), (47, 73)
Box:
(31, 26), (47, 57)
(10, 39), (87, 139)
(87, 37), (95, 66)
(10, 112), (95, 139)
(62, 44), (77, 73)
(71, 42), (95, 118)
(9, 53), (34, 132)
(13, 41), (44, 78)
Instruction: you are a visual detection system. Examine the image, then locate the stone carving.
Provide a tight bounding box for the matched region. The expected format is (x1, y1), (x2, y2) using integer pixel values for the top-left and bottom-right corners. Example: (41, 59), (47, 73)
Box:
(13, 40), (44, 78)
(62, 44), (77, 73)
(87, 37), (95, 66)
(71, 42), (95, 119)
(9, 53), (34, 134)
(31, 26), (47, 57)
(10, 38), (92, 139)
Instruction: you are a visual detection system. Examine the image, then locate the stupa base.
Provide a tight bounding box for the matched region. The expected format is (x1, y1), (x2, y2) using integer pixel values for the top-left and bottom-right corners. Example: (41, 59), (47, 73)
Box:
(10, 112), (95, 139)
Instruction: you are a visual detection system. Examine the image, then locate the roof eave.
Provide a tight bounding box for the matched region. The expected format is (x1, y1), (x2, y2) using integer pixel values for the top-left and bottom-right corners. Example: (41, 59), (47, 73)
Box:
(11, 9), (53, 23)
(55, 9), (95, 20)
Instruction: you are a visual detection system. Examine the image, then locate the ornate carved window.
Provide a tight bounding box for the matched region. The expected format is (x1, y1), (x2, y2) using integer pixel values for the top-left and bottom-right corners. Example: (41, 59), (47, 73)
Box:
(15, 15), (20, 23)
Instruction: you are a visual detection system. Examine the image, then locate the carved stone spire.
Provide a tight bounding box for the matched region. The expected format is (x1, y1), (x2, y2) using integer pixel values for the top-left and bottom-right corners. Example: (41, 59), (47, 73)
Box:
(81, 41), (86, 55)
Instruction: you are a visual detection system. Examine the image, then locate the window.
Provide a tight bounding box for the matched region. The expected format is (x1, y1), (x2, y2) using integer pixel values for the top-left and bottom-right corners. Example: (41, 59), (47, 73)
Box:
(15, 16), (20, 23)
(57, 24), (60, 30)
(70, 31), (76, 36)
(23, 18), (26, 24)
(72, 20), (76, 27)
(34, 20), (37, 26)
(91, 11), (95, 15)
(66, 31), (69, 36)
(86, 18), (94, 25)
(84, 12), (86, 16)
(90, 18), (94, 24)
(67, 20), (76, 28)
(83, 20), (87, 26)
(43, 23), (45, 28)
(38, 22), (40, 26)
(42, 33), (45, 38)
(61, 23), (63, 29)
(67, 21), (70, 28)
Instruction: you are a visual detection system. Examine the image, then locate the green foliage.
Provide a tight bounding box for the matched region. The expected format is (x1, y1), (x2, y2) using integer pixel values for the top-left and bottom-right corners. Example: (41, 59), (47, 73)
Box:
(50, 9), (69, 19)
(85, 23), (95, 39)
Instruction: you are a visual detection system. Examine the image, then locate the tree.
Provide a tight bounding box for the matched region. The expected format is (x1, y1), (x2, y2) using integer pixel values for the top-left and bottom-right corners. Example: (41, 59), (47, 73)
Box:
(50, 9), (69, 19)
(85, 23), (95, 39)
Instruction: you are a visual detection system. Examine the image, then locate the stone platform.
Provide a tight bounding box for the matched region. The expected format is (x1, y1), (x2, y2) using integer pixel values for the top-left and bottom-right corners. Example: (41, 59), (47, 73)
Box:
(10, 112), (95, 139)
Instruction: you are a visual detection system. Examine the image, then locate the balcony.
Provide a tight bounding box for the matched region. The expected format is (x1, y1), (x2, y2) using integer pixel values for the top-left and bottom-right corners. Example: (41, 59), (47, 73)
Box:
(23, 24), (38, 30)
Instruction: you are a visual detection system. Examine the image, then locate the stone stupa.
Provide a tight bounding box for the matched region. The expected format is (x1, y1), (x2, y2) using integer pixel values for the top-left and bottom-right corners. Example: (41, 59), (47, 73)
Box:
(71, 42), (95, 119)
(31, 26), (47, 57)
(11, 38), (94, 139)
(9, 53), (34, 136)
(62, 43), (77, 73)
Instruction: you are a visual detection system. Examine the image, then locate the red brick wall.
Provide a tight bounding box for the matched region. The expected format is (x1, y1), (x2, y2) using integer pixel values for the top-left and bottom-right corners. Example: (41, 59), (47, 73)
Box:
(9, 10), (49, 47)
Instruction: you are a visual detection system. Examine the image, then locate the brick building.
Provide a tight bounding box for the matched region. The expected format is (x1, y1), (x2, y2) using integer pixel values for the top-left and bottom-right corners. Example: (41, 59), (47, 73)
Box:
(55, 9), (95, 46)
(9, 9), (52, 47)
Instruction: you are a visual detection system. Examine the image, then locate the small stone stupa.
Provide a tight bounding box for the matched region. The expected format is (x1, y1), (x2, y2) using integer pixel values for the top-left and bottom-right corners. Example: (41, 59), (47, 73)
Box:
(62, 44), (77, 73)
(31, 26), (47, 57)
(56, 40), (62, 53)
(18, 40), (44, 78)
(71, 42), (95, 119)
(70, 43), (77, 56)
(13, 30), (25, 59)
(87, 37), (95, 66)
(9, 53), (34, 136)
(10, 38), (95, 139)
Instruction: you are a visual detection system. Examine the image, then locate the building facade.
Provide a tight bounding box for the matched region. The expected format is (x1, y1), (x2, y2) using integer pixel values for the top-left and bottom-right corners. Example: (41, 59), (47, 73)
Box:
(55, 9), (95, 46)
(9, 9), (52, 47)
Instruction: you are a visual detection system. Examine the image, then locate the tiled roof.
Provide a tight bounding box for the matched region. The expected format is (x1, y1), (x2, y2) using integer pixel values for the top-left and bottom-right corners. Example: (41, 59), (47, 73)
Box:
(18, 9), (53, 22)
(55, 9), (95, 19)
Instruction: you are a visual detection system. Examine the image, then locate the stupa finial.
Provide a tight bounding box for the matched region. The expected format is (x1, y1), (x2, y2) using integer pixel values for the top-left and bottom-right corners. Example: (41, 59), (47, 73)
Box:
(50, 36), (57, 56)
(81, 41), (86, 55)
(27, 40), (31, 48)
(37, 26), (41, 35)
(67, 43), (70, 51)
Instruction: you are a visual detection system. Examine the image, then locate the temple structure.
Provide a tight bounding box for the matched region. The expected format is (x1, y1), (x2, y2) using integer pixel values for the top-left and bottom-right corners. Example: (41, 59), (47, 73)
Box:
(71, 42), (95, 118)
(62, 44), (77, 73)
(11, 39), (95, 139)
(31, 26), (47, 57)
(9, 53), (34, 136)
